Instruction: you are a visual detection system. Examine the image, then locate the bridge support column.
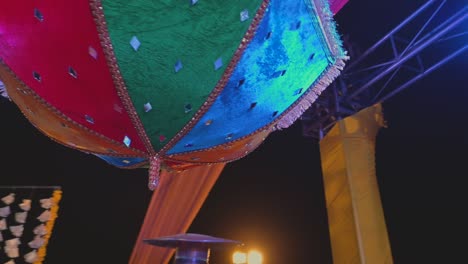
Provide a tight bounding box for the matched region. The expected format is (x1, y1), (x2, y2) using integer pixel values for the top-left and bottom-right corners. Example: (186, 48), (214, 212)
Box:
(319, 103), (393, 264)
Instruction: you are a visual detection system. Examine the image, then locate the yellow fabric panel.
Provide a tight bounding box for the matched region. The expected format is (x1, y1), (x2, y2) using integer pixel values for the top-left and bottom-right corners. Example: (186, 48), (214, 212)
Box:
(129, 163), (225, 264)
(319, 103), (393, 264)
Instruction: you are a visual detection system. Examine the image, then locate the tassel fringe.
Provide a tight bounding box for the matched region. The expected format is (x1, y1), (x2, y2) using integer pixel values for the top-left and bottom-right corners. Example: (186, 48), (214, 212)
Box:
(148, 155), (161, 191)
(275, 0), (349, 130)
(0, 80), (10, 100)
(275, 57), (348, 130)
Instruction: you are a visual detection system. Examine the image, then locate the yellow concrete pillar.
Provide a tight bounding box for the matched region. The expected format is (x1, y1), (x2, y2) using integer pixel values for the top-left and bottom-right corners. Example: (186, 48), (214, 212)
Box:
(319, 103), (393, 264)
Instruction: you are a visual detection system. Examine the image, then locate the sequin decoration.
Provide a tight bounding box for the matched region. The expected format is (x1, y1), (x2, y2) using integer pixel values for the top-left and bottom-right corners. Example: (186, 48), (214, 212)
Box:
(68, 66), (78, 79)
(272, 69), (286, 78)
(123, 135), (131, 147)
(292, 20), (301, 30)
(309, 53), (315, 60)
(237, 79), (245, 87)
(184, 103), (192, 113)
(113, 103), (123, 113)
(32, 71), (41, 82)
(174, 60), (183, 73)
(214, 57), (223, 71)
(144, 102), (152, 112)
(88, 46), (98, 59)
(85, 114), (94, 124)
(240, 9), (249, 22)
(34, 8), (44, 22)
(130, 36), (141, 51)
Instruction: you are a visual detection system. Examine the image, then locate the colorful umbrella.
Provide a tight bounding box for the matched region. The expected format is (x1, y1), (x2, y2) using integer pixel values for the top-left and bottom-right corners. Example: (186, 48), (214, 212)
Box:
(0, 0), (347, 190)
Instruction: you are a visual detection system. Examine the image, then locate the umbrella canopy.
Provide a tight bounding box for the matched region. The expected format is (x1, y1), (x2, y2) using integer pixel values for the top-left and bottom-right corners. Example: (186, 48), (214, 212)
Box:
(0, 0), (347, 189)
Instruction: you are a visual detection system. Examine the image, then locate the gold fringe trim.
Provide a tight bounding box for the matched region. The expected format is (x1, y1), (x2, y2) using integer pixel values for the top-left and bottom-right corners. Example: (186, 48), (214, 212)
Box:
(33, 189), (62, 264)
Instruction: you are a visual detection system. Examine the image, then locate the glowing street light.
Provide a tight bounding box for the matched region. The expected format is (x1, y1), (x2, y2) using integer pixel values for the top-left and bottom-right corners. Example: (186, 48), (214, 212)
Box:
(247, 250), (263, 264)
(232, 251), (247, 264)
(232, 250), (263, 264)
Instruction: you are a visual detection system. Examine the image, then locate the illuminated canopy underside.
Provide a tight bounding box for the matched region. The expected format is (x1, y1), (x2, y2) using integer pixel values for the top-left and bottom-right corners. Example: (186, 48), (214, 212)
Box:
(0, 0), (347, 170)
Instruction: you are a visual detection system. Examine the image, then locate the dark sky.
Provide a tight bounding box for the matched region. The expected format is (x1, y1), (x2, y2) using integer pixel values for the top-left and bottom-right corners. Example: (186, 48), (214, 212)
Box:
(1, 0), (467, 263)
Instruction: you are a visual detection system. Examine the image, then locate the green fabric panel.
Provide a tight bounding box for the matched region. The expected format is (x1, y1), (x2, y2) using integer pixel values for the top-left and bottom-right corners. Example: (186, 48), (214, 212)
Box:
(102, 0), (263, 151)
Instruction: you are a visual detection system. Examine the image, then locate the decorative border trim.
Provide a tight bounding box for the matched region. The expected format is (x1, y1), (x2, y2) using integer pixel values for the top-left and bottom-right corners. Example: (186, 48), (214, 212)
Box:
(159, 0), (271, 156)
(36, 123), (145, 158)
(33, 189), (62, 264)
(275, 58), (347, 129)
(115, 160), (149, 169)
(166, 127), (271, 163)
(165, 141), (262, 164)
(274, 0), (349, 130)
(89, 0), (155, 157)
(165, 133), (266, 164)
(311, 0), (346, 58)
(0, 60), (146, 158)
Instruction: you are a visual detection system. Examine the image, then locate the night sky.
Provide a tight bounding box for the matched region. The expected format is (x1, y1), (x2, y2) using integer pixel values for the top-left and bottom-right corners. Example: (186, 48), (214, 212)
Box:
(1, 0), (467, 263)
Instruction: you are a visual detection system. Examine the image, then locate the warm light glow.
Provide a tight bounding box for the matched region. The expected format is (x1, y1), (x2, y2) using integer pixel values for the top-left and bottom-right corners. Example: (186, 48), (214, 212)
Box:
(232, 251), (247, 264)
(247, 250), (263, 264)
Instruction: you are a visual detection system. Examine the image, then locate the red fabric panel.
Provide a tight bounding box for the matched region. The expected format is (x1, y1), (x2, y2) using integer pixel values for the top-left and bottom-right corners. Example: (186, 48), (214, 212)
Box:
(0, 1), (146, 152)
(129, 164), (225, 264)
(0, 62), (145, 157)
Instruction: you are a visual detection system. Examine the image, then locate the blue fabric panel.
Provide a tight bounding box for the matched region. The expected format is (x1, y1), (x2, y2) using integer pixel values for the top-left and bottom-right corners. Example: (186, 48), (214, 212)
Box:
(168, 0), (334, 154)
(95, 154), (146, 167)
